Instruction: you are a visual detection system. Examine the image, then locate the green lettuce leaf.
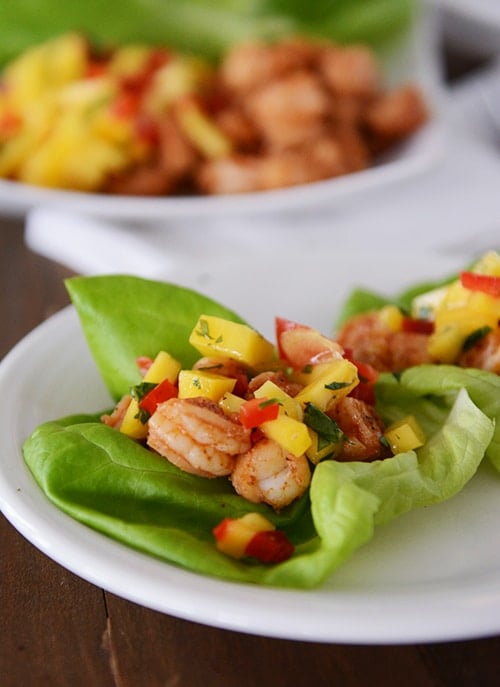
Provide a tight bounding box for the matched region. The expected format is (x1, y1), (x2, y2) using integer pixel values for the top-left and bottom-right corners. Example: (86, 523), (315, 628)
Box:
(66, 275), (246, 400)
(22, 274), (498, 588)
(0, 0), (415, 66)
(23, 384), (494, 588)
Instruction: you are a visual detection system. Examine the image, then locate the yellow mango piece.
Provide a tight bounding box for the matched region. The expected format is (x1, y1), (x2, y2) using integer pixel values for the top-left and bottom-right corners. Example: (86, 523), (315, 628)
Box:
(145, 56), (212, 113)
(472, 250), (500, 277)
(384, 415), (426, 454)
(253, 380), (303, 421)
(189, 315), (275, 368)
(178, 369), (236, 400)
(427, 323), (466, 363)
(214, 513), (275, 559)
(305, 428), (342, 464)
(219, 391), (245, 416)
(294, 359), (358, 411)
(378, 304), (404, 332)
(176, 100), (232, 158)
(261, 415), (311, 457)
(145, 351), (181, 384)
(120, 351), (180, 439)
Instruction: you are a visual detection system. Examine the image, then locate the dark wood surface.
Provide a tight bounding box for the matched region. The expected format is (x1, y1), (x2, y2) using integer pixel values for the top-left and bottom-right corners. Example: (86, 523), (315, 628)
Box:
(2, 219), (500, 686)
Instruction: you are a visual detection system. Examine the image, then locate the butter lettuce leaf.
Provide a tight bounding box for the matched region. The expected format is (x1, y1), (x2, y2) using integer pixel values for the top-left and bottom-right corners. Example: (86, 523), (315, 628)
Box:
(66, 275), (246, 400)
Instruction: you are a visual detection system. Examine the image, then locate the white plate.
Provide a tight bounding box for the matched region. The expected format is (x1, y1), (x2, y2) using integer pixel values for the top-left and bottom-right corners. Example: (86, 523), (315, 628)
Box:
(0, 11), (443, 221)
(3, 249), (500, 645)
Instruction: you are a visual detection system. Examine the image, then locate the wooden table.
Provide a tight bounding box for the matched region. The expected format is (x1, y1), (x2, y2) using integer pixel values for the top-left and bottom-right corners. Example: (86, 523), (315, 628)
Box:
(2, 220), (500, 686)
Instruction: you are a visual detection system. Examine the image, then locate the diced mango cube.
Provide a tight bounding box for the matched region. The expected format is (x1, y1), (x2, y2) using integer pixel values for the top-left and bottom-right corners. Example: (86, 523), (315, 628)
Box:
(305, 428), (342, 464)
(176, 99), (232, 158)
(178, 369), (236, 400)
(384, 415), (426, 454)
(378, 304), (404, 332)
(260, 415), (311, 457)
(219, 391), (246, 416)
(213, 513), (275, 559)
(294, 359), (358, 411)
(253, 380), (303, 421)
(120, 350), (181, 439)
(427, 323), (466, 363)
(189, 315), (275, 368)
(145, 350), (181, 384)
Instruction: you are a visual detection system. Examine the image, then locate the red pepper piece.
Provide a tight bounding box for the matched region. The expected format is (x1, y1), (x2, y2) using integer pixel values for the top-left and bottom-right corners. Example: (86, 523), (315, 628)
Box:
(139, 378), (178, 415)
(460, 271), (500, 297)
(245, 530), (294, 563)
(239, 397), (280, 429)
(401, 317), (435, 334)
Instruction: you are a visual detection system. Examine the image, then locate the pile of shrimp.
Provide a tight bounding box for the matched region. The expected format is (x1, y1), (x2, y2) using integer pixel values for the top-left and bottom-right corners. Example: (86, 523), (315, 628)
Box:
(0, 33), (428, 196)
(103, 355), (390, 512)
(337, 311), (500, 374)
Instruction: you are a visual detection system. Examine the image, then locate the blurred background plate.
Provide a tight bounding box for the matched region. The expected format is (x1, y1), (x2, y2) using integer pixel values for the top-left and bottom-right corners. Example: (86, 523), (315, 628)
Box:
(0, 7), (443, 222)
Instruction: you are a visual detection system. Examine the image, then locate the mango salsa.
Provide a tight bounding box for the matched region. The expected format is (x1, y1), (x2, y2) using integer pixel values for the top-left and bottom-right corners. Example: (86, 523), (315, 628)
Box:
(189, 315), (275, 367)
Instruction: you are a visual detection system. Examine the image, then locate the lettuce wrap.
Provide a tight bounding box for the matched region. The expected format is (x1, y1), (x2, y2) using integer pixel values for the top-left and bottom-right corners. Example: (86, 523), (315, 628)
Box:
(23, 275), (499, 588)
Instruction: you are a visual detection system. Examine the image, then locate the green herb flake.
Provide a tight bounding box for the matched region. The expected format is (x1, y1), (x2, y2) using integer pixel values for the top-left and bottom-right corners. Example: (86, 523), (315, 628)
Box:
(130, 381), (157, 403)
(462, 326), (492, 352)
(303, 403), (344, 444)
(258, 398), (281, 409)
(325, 380), (351, 391)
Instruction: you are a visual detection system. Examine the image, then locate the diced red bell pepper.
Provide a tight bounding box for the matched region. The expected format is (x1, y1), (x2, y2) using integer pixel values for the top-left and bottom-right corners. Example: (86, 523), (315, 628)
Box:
(401, 317), (435, 334)
(239, 397), (280, 429)
(139, 378), (178, 415)
(460, 271), (500, 298)
(245, 530), (294, 563)
(343, 350), (379, 405)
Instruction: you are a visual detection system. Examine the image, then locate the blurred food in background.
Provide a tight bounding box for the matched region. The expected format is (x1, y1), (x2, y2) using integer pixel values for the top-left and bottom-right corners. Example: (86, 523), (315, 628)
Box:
(0, 1), (429, 196)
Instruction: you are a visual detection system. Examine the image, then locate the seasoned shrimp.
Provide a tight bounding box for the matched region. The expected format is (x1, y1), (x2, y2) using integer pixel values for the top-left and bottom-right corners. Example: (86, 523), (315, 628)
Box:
(337, 312), (433, 372)
(364, 85), (428, 142)
(245, 70), (330, 149)
(147, 397), (252, 477)
(458, 328), (500, 374)
(231, 438), (311, 510)
(318, 45), (381, 98)
(220, 39), (316, 96)
(197, 137), (346, 195)
(327, 397), (389, 461)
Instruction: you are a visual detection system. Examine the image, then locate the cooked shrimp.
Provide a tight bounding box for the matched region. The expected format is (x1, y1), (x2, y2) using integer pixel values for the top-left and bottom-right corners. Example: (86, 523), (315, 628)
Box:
(231, 438), (311, 510)
(245, 70), (330, 149)
(101, 394), (132, 429)
(196, 155), (261, 194)
(247, 370), (303, 398)
(197, 137), (346, 194)
(327, 396), (389, 461)
(458, 328), (500, 373)
(220, 39), (316, 96)
(318, 45), (381, 98)
(337, 312), (433, 372)
(147, 397), (252, 477)
(364, 84), (428, 141)
(337, 312), (394, 371)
